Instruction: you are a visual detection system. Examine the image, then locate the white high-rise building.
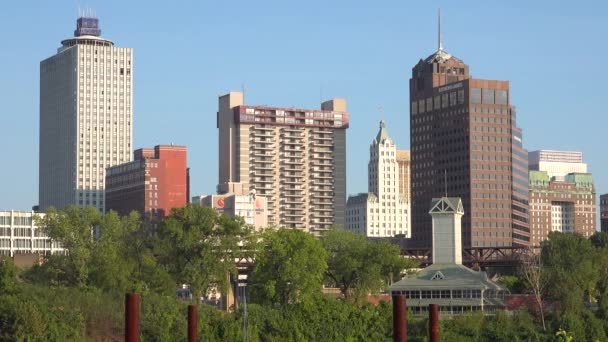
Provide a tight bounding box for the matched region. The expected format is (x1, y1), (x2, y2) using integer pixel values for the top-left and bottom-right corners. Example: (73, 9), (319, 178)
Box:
(528, 150), (587, 179)
(39, 17), (133, 212)
(346, 121), (410, 237)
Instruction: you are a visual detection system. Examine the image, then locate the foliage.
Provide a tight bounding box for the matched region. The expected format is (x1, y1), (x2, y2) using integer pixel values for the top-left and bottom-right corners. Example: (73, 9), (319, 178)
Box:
(498, 275), (527, 294)
(322, 229), (417, 300)
(35, 205), (101, 287)
(6, 207), (608, 340)
(541, 232), (598, 315)
(249, 228), (327, 306)
(0, 255), (17, 294)
(155, 204), (252, 301)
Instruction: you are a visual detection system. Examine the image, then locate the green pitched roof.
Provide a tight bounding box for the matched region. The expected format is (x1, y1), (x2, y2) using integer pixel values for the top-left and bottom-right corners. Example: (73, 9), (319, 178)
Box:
(375, 120), (392, 144)
(388, 263), (505, 291)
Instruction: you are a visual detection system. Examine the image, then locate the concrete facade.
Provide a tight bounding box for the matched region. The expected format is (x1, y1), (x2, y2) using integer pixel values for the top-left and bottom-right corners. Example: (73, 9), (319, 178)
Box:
(105, 145), (188, 219)
(39, 17), (133, 212)
(346, 121), (410, 237)
(216, 92), (348, 235)
(192, 193), (268, 230)
(0, 211), (64, 256)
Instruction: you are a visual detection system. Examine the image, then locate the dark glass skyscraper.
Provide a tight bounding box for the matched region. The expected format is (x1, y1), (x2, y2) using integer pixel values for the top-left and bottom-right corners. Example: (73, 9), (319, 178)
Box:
(409, 14), (529, 248)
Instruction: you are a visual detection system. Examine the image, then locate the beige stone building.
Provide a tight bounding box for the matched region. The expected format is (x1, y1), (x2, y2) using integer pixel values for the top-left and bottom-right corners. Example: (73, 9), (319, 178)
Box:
(396, 150), (411, 205)
(39, 17), (133, 212)
(216, 91), (348, 235)
(345, 121), (410, 237)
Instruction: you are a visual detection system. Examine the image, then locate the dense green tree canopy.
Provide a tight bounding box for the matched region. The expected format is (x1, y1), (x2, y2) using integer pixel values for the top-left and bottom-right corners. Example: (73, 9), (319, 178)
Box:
(321, 229), (417, 300)
(249, 229), (327, 305)
(156, 204), (252, 301)
(541, 231), (598, 314)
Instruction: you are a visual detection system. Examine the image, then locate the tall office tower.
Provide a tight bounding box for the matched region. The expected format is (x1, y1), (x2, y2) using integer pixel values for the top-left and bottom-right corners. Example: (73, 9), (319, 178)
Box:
(217, 92), (348, 235)
(409, 12), (529, 248)
(346, 121), (410, 237)
(601, 194), (608, 233)
(529, 150), (588, 178)
(105, 145), (188, 219)
(527, 150), (595, 244)
(39, 17), (133, 212)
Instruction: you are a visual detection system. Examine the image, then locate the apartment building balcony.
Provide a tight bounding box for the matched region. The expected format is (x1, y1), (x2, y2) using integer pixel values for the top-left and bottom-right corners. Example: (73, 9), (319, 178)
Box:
(252, 144), (274, 150)
(312, 212), (334, 218)
(254, 178), (274, 184)
(253, 124), (275, 130)
(311, 180), (333, 186)
(311, 134), (333, 140)
(281, 132), (304, 139)
(281, 165), (304, 172)
(311, 192), (333, 199)
(310, 140), (333, 147)
(310, 159), (332, 166)
(252, 163), (274, 170)
(252, 150), (275, 157)
(312, 154), (332, 160)
(282, 127), (304, 132)
(281, 159), (303, 165)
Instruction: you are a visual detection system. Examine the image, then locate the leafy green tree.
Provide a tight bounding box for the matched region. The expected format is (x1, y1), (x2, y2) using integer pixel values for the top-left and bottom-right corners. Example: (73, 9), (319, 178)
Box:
(156, 205), (251, 302)
(249, 229), (327, 305)
(321, 229), (417, 300)
(35, 205), (102, 287)
(0, 256), (17, 294)
(596, 245), (608, 319)
(541, 232), (598, 314)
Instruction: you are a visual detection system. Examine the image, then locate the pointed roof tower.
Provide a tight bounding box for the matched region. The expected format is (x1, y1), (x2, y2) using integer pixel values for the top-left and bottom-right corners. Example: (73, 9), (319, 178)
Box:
(374, 120), (392, 144)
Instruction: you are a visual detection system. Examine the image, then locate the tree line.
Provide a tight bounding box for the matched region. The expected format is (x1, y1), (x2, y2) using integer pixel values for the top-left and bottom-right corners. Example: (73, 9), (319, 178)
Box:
(1, 204), (608, 340)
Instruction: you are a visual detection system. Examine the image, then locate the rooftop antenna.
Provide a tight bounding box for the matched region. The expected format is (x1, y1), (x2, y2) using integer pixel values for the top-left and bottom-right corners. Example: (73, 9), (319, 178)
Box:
(438, 7), (443, 51)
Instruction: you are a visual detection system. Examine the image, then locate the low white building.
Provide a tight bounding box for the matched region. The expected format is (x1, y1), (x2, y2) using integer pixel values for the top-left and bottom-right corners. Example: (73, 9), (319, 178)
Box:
(346, 121), (410, 237)
(0, 210), (64, 256)
(191, 191), (268, 230)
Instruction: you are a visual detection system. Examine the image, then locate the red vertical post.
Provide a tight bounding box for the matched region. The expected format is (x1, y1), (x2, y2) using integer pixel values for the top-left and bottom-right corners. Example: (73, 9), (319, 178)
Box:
(392, 295), (407, 342)
(188, 305), (197, 342)
(125, 293), (140, 342)
(429, 304), (439, 342)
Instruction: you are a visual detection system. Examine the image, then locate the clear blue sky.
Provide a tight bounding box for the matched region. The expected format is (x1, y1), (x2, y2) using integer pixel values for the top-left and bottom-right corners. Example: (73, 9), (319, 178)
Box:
(0, 1), (606, 218)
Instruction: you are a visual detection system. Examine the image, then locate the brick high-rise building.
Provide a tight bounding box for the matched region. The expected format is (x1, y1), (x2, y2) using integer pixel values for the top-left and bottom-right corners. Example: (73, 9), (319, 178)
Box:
(601, 194), (608, 233)
(529, 171), (596, 245)
(217, 92), (348, 235)
(39, 17), (133, 212)
(409, 11), (529, 248)
(105, 145), (188, 218)
(528, 150), (596, 244)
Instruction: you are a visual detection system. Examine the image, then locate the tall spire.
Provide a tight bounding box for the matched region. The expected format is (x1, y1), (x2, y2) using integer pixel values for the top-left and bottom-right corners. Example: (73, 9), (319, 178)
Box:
(438, 7), (443, 51)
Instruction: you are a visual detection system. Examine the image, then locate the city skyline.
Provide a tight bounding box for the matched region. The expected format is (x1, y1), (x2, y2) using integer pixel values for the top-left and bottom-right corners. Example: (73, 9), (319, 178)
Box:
(1, 1), (607, 226)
